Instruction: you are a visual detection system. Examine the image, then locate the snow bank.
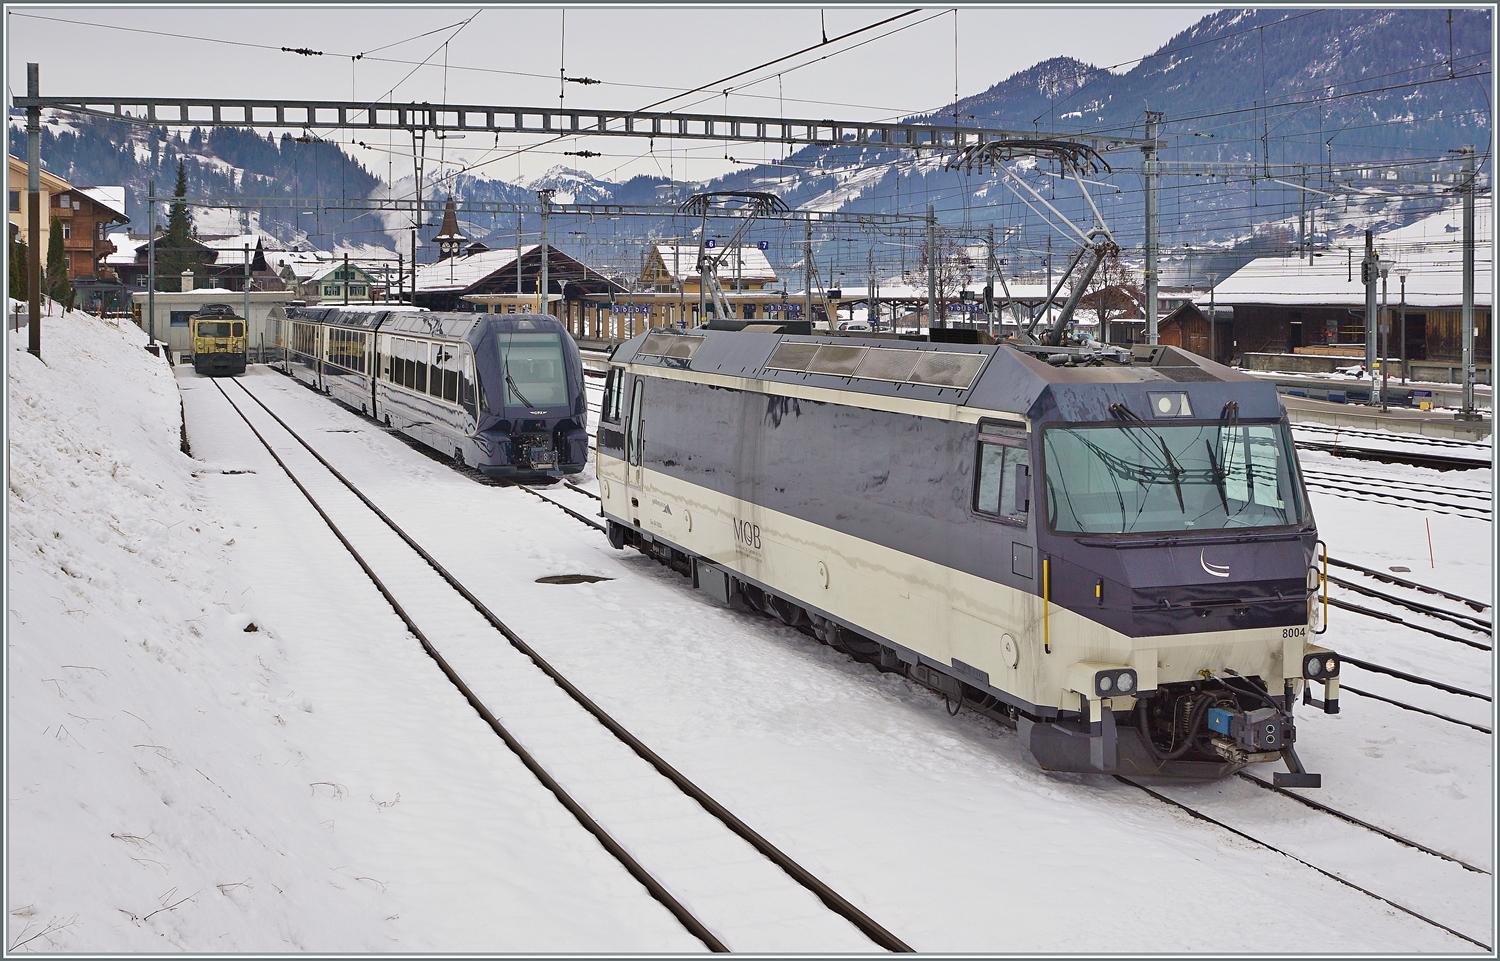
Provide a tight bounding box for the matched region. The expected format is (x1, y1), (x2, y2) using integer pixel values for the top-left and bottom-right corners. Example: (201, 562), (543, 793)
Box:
(6, 313), (391, 951)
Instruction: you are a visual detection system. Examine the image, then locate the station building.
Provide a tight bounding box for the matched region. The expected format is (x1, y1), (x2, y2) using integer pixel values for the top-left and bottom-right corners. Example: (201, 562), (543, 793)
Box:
(1206, 203), (1492, 384)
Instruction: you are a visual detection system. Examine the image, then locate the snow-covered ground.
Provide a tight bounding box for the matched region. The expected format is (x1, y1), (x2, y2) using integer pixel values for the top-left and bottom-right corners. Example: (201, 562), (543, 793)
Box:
(7, 310), (1494, 952)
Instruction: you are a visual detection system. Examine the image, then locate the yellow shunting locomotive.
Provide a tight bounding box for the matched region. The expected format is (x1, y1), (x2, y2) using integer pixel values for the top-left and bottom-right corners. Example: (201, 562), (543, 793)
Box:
(191, 303), (247, 376)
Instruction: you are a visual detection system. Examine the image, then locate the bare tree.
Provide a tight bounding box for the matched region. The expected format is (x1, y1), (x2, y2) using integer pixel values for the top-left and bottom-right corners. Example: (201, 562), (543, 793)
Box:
(1084, 251), (1144, 344)
(904, 234), (976, 329)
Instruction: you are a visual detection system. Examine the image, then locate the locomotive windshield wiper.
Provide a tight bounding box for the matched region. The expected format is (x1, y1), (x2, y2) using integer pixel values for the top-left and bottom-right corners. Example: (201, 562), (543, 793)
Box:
(1110, 403), (1185, 513)
(502, 349), (536, 409)
(1205, 439), (1230, 515)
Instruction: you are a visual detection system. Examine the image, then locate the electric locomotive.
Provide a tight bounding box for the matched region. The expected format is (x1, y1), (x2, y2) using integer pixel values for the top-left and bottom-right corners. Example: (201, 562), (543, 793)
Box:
(190, 303), (247, 376)
(267, 306), (588, 477)
(596, 328), (1340, 785)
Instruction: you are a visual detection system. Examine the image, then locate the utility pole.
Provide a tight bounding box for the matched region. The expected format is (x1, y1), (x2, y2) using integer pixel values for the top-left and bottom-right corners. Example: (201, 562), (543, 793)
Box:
(1207, 273), (1218, 363)
(1397, 267), (1409, 385)
(926, 204), (938, 332)
(1458, 145), (1478, 419)
(867, 248), (877, 331)
(397, 252), (403, 304)
(243, 245), (251, 342)
(538, 188), (553, 316)
(1363, 229), (1379, 406)
(1143, 110), (1161, 345)
(985, 225), (996, 336)
(343, 252), (350, 306)
(1379, 262), (1390, 412)
(26, 63), (41, 357)
(804, 219), (814, 331)
(146, 180), (156, 346)
(1045, 236), (1053, 330)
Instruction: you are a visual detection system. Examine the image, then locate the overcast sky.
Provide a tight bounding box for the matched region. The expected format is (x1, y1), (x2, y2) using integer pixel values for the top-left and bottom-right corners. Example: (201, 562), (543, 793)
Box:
(6, 5), (1217, 185)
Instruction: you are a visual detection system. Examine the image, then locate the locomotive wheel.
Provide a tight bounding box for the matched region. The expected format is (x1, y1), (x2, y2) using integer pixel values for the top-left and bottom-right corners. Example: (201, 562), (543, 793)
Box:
(454, 447), (465, 467)
(767, 595), (807, 628)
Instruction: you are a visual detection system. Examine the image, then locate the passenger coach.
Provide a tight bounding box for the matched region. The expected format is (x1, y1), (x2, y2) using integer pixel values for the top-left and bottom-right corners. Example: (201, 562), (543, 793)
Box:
(597, 328), (1340, 785)
(267, 306), (588, 477)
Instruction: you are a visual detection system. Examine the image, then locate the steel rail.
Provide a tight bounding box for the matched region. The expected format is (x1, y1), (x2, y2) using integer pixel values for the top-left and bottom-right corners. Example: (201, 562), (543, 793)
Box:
(1327, 574), (1491, 635)
(209, 378), (728, 952)
(1116, 777), (1491, 951)
(1341, 655), (1492, 702)
(1327, 597), (1492, 652)
(1298, 478), (1491, 520)
(1233, 771), (1491, 874)
(233, 376), (915, 954)
(1337, 683), (1491, 735)
(1326, 556), (1491, 612)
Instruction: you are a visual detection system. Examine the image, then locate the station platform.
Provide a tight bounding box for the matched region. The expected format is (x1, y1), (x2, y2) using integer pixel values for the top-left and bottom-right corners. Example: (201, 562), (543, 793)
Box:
(1280, 394), (1491, 442)
(1245, 369), (1491, 414)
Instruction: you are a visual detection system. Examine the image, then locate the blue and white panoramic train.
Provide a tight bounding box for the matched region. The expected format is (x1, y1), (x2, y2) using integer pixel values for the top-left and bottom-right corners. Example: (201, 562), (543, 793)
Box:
(596, 327), (1341, 785)
(267, 306), (588, 477)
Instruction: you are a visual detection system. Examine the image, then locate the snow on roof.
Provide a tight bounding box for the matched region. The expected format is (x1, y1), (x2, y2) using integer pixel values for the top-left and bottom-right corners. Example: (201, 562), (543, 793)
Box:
(1211, 203), (1493, 308)
(104, 231), (145, 265)
(415, 246), (531, 292)
(649, 244), (778, 283)
(79, 187), (127, 220)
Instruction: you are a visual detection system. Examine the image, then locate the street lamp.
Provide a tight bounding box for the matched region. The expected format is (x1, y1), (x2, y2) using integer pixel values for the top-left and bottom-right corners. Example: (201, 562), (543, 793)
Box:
(1395, 267), (1410, 385)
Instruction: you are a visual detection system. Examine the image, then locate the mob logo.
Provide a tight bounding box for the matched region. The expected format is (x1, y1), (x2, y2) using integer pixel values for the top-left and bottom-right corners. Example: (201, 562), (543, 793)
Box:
(733, 518), (762, 550)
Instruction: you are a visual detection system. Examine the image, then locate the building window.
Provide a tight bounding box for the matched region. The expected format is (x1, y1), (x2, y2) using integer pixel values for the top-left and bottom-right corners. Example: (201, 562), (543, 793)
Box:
(8, 191), (18, 212)
(170, 311), (193, 327)
(349, 285), (366, 297)
(97, 222), (105, 241)
(61, 222), (70, 240)
(323, 284), (340, 296)
(56, 194), (69, 207)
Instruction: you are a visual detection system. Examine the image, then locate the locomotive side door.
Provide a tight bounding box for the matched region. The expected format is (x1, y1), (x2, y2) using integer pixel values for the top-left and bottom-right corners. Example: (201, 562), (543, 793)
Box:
(624, 377), (645, 503)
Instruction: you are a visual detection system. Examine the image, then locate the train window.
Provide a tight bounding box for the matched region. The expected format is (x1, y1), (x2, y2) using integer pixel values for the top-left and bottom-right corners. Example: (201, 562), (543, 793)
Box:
(600, 367), (624, 423)
(232, 322), (243, 338)
(497, 332), (568, 408)
(413, 340), (428, 394)
(459, 349), (477, 414)
(975, 442), (1030, 523)
(1041, 421), (1306, 534)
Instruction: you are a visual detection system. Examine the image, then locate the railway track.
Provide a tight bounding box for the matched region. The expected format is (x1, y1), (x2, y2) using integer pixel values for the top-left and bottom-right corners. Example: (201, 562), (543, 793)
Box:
(1300, 464), (1492, 520)
(1293, 435), (1492, 472)
(212, 376), (911, 954)
(1116, 775), (1491, 950)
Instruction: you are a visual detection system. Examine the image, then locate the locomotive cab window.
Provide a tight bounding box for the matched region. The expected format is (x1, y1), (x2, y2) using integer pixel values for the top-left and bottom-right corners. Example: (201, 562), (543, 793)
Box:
(497, 332), (567, 408)
(1041, 419), (1308, 535)
(974, 429), (1030, 524)
(600, 366), (624, 423)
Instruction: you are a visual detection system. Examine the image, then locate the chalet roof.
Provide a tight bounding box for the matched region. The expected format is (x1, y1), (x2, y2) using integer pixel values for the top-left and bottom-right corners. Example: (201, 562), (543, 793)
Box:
(7, 154), (70, 193)
(79, 187), (128, 222)
(416, 246), (531, 292)
(1210, 203), (1493, 309)
(104, 232), (145, 265)
(647, 243), (778, 283)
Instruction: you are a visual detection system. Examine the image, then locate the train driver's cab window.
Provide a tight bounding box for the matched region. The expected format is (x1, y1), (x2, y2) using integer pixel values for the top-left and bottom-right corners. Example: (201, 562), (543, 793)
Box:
(975, 431), (1030, 525)
(600, 367), (624, 423)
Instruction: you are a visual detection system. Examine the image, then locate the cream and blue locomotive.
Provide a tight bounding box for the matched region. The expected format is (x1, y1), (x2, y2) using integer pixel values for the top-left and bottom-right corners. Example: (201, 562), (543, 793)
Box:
(596, 328), (1339, 785)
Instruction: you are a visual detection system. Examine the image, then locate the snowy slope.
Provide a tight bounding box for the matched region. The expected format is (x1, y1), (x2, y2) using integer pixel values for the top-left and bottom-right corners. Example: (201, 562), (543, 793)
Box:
(5, 312), (697, 953)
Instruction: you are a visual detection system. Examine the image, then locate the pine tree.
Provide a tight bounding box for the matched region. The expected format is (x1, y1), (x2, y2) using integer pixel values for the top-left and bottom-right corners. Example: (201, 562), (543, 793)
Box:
(159, 159), (197, 289)
(45, 215), (70, 307)
(8, 226), (27, 301)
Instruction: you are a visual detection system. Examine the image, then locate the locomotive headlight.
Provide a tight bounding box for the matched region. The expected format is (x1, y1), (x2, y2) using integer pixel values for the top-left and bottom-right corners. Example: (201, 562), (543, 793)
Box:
(1093, 668), (1136, 697)
(1304, 652), (1340, 680)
